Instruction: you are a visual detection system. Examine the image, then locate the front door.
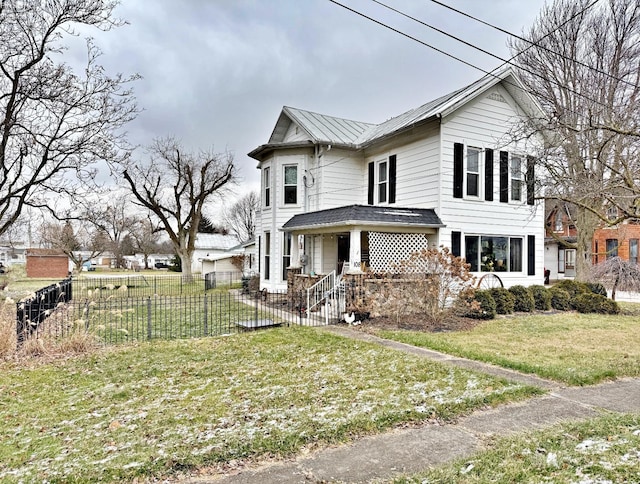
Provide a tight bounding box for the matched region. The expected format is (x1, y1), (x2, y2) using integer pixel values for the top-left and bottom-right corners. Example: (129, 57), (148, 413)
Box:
(337, 235), (349, 273)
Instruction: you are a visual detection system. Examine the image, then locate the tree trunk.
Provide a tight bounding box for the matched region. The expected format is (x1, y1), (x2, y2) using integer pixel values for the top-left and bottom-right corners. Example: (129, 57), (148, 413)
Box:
(575, 207), (599, 281)
(179, 251), (194, 283)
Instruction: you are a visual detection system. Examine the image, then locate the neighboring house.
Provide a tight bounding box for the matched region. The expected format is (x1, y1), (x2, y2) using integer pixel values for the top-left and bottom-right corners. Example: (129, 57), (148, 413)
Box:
(249, 67), (545, 292)
(544, 201), (578, 280)
(592, 214), (640, 265)
(0, 240), (26, 267)
(193, 233), (241, 276)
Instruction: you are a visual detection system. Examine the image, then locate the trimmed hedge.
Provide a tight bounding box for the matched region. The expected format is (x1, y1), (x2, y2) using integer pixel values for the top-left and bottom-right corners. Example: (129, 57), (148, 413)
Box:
(585, 282), (608, 297)
(489, 287), (515, 314)
(508, 285), (535, 312)
(553, 280), (589, 300)
(467, 290), (496, 320)
(549, 287), (571, 311)
(529, 285), (552, 311)
(573, 293), (620, 314)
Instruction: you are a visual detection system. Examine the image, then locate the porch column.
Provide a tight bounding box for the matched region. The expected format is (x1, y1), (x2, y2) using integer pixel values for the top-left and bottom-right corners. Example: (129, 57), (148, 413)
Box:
(290, 232), (301, 268)
(348, 228), (363, 273)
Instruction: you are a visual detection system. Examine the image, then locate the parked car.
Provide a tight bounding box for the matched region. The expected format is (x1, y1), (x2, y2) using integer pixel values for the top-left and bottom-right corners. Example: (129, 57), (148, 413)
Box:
(154, 262), (169, 269)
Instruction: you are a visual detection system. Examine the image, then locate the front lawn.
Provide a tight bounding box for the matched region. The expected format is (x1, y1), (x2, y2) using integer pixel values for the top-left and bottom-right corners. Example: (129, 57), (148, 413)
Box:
(396, 412), (640, 483)
(0, 327), (540, 482)
(376, 312), (640, 385)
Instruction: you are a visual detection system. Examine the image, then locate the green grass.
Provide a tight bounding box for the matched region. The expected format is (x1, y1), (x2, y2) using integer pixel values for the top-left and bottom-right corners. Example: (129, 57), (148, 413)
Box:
(377, 313), (640, 385)
(0, 327), (541, 482)
(395, 412), (640, 483)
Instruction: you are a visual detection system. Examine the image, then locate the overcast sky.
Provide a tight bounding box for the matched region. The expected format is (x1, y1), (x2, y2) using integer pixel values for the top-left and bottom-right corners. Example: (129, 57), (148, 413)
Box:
(82, 0), (548, 207)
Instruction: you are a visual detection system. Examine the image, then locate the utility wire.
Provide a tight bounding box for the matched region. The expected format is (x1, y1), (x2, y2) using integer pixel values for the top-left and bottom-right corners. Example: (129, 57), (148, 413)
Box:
(429, 0), (638, 90)
(328, 0), (615, 115)
(365, 0), (615, 109)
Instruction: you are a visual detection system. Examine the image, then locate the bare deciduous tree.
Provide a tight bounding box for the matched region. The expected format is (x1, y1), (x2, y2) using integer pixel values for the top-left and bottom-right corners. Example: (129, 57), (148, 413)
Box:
(122, 137), (235, 280)
(128, 216), (162, 269)
(0, 0), (138, 238)
(591, 256), (640, 300)
(509, 0), (640, 279)
(41, 221), (106, 272)
(84, 194), (134, 269)
(225, 191), (258, 242)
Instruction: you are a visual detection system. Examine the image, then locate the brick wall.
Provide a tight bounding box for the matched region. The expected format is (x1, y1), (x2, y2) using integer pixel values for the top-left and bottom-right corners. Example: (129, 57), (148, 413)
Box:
(593, 224), (640, 264)
(26, 255), (69, 278)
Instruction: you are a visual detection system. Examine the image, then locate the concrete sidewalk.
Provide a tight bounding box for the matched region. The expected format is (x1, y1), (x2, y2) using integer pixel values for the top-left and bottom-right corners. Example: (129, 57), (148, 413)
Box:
(186, 327), (640, 484)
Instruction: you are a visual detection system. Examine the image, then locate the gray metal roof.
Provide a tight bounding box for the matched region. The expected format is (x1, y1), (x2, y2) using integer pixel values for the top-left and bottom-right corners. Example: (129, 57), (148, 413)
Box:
(270, 107), (375, 145)
(282, 205), (444, 231)
(250, 67), (542, 161)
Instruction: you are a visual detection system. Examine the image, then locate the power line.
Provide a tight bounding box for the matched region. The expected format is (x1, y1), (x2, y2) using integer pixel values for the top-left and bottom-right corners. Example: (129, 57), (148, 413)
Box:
(328, 0), (618, 116)
(429, 0), (638, 90)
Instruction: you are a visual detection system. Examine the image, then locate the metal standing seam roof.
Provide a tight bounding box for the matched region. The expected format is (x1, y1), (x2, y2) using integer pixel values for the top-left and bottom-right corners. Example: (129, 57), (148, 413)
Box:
(278, 107), (375, 145)
(281, 205), (444, 231)
(257, 67), (526, 155)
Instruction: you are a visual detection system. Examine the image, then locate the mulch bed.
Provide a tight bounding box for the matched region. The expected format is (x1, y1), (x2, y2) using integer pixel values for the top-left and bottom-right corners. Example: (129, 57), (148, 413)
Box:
(350, 313), (484, 333)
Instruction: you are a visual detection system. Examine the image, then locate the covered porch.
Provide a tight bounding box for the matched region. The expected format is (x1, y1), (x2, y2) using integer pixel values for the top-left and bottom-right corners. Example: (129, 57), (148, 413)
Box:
(282, 204), (444, 280)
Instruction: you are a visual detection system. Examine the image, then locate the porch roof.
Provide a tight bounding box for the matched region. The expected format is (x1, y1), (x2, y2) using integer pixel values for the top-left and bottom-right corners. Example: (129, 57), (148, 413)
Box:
(282, 205), (444, 232)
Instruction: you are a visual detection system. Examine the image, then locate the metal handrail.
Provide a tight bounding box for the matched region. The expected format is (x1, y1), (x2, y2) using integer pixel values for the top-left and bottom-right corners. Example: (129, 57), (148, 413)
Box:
(306, 270), (335, 318)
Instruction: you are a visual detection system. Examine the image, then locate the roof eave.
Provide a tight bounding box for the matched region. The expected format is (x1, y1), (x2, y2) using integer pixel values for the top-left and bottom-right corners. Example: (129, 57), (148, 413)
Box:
(282, 220), (445, 232)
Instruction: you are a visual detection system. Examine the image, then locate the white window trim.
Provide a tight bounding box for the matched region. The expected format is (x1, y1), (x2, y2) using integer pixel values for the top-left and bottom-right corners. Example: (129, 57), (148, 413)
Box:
(510, 154), (524, 202)
(465, 147), (481, 198)
(283, 164), (298, 206)
(377, 159), (388, 204)
(263, 166), (271, 208)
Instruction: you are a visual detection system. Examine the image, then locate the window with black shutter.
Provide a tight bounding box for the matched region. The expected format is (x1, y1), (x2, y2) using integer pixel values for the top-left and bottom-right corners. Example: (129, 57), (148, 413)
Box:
(527, 235), (535, 275)
(367, 162), (374, 205)
(453, 143), (463, 198)
(499, 151), (509, 203)
(485, 149), (493, 201)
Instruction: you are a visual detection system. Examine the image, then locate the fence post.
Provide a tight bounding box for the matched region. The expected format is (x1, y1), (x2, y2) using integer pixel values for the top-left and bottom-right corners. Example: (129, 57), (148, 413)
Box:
(147, 297), (152, 341)
(203, 294), (208, 337)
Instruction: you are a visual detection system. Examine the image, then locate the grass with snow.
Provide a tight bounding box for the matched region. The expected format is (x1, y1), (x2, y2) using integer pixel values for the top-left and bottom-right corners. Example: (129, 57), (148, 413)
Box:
(376, 312), (640, 386)
(0, 326), (540, 482)
(396, 412), (640, 483)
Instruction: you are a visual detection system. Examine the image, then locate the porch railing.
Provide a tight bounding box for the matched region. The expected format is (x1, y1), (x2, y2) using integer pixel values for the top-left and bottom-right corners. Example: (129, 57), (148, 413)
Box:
(306, 270), (336, 320)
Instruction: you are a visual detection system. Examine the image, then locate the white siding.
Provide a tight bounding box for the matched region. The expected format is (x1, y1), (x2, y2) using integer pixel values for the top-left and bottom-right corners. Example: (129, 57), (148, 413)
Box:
(318, 149), (364, 208)
(283, 122), (310, 142)
(438, 86), (545, 287)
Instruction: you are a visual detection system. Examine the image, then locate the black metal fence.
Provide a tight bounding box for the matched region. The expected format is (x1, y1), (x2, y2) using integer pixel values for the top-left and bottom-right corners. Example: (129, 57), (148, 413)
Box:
(19, 290), (310, 345)
(16, 277), (73, 344)
(72, 272), (244, 298)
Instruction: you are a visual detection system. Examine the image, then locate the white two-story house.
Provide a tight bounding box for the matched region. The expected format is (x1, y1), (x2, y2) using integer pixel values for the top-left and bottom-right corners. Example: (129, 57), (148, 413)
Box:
(249, 68), (545, 292)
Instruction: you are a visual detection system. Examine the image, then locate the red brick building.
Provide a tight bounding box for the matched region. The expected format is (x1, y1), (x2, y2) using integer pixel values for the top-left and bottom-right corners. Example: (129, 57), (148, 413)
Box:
(593, 222), (640, 265)
(25, 249), (70, 278)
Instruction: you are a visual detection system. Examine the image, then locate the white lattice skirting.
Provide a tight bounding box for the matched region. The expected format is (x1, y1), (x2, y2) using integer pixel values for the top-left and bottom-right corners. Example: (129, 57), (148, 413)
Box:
(368, 232), (431, 273)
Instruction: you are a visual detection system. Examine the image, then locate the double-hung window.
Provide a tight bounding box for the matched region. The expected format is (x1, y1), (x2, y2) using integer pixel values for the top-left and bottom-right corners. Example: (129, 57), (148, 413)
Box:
(284, 166), (297, 204)
(511, 155), (523, 201)
(466, 147), (480, 197)
(264, 232), (271, 280)
(378, 161), (388, 203)
(606, 239), (618, 258)
(631, 239), (639, 264)
(263, 167), (271, 208)
(282, 233), (292, 281)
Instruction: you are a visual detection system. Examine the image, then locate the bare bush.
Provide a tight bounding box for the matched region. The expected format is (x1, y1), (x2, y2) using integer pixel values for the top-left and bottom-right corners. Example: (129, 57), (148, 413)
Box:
(382, 246), (476, 324)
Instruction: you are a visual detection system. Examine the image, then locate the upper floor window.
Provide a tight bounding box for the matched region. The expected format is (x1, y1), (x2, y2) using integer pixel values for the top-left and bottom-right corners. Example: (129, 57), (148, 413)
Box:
(263, 167), (271, 207)
(511, 155), (523, 201)
(284, 165), (297, 204)
(631, 239), (639, 264)
(466, 147), (480, 197)
(554, 213), (563, 232)
(378, 161), (388, 203)
(368, 155), (396, 205)
(606, 206), (618, 221)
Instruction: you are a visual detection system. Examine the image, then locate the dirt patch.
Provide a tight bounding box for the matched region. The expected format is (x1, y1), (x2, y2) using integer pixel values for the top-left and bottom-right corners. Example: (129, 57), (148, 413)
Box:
(350, 313), (485, 333)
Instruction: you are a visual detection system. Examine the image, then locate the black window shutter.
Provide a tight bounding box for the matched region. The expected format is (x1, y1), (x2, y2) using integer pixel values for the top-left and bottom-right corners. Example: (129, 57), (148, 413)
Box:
(453, 143), (463, 198)
(388, 155), (396, 204)
(485, 149), (494, 201)
(451, 231), (461, 257)
(499, 151), (509, 203)
(367, 162), (374, 205)
(526, 156), (535, 205)
(527, 235), (535, 276)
